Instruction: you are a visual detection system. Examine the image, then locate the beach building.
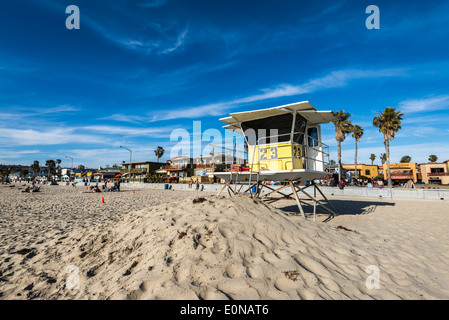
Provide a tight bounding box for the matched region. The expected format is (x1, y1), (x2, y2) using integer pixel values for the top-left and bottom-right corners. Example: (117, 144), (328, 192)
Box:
(120, 161), (161, 183)
(36, 172), (49, 181)
(194, 154), (229, 183)
(8, 171), (22, 182)
(419, 162), (449, 185)
(324, 163), (338, 174)
(163, 156), (194, 183)
(194, 153), (245, 183)
(194, 155), (216, 182)
(61, 168), (75, 178)
(382, 162), (419, 184)
(341, 163), (380, 180)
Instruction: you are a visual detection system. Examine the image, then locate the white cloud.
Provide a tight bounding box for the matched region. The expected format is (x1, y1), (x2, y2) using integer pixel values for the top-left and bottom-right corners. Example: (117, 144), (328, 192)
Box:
(0, 149), (41, 159)
(0, 128), (106, 146)
(152, 68), (407, 121)
(119, 27), (188, 55)
(99, 114), (151, 123)
(139, 0), (168, 8)
(162, 27), (189, 54)
(398, 95), (449, 113)
(81, 125), (177, 137)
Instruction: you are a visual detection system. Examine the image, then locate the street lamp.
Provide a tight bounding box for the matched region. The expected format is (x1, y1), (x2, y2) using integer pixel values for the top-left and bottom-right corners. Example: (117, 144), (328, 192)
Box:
(120, 146), (132, 183)
(65, 156), (74, 180)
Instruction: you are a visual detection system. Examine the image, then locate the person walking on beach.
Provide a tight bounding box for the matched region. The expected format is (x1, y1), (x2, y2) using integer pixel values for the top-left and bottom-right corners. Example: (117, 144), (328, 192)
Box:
(195, 180), (199, 191)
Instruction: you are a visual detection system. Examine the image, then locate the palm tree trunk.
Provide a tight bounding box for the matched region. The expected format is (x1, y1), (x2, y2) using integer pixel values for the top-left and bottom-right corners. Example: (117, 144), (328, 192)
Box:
(354, 140), (358, 180)
(337, 141), (342, 182)
(385, 138), (392, 187)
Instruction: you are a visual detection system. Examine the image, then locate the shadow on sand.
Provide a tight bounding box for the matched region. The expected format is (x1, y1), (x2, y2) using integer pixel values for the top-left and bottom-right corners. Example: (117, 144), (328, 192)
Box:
(277, 199), (396, 221)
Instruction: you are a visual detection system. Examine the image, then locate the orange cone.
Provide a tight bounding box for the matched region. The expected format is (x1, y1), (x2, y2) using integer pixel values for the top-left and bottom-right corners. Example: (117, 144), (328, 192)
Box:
(101, 197), (105, 203)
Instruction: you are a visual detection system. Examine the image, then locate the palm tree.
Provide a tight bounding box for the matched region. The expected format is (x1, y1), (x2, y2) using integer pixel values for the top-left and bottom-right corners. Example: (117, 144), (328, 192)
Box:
(351, 125), (364, 180)
(31, 160), (40, 178)
(332, 110), (353, 182)
(400, 155), (411, 163)
(369, 153), (376, 165)
(373, 107), (404, 187)
(0, 167), (11, 181)
(56, 159), (62, 176)
(154, 146), (165, 162)
(45, 159), (56, 180)
(380, 153), (387, 164)
(428, 154), (438, 163)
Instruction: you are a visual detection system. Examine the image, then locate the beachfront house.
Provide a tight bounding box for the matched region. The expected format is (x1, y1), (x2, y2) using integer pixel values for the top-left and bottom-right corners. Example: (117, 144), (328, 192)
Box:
(164, 156), (194, 183)
(193, 153), (245, 183)
(419, 162), (449, 185)
(120, 161), (161, 183)
(8, 171), (22, 182)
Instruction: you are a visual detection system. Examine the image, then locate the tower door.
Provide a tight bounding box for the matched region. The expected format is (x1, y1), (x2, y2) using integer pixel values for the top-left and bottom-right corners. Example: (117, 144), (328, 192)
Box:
(305, 126), (323, 171)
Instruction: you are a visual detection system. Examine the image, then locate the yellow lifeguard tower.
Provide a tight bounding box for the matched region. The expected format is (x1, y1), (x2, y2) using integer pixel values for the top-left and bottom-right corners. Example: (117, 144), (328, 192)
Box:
(215, 101), (339, 220)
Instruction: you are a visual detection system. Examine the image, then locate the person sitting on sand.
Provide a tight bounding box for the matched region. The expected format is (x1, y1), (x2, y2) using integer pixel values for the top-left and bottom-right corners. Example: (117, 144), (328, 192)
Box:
(105, 185), (116, 192)
(22, 185), (40, 193)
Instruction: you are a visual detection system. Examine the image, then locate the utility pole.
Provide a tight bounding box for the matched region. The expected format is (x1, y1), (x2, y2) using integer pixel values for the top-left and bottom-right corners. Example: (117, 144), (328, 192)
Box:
(120, 146), (132, 183)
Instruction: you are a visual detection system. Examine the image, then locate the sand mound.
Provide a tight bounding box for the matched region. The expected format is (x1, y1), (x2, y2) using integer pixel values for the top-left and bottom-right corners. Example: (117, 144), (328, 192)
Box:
(1, 194), (448, 300)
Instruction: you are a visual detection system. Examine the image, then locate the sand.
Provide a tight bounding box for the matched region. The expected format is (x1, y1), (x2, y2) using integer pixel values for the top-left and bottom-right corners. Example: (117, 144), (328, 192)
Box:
(0, 183), (448, 300)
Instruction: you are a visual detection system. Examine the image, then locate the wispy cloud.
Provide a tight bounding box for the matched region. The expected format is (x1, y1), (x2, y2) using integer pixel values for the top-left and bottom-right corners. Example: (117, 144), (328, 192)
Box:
(81, 125), (179, 137)
(99, 114), (153, 124)
(139, 0), (168, 8)
(0, 128), (106, 146)
(122, 26), (189, 55)
(152, 68), (407, 121)
(0, 149), (41, 159)
(4, 104), (79, 116)
(162, 27), (189, 54)
(398, 95), (449, 113)
(0, 105), (80, 128)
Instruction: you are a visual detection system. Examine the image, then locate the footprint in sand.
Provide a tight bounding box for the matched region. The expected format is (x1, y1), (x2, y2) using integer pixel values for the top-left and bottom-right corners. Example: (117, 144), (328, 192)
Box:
(218, 226), (234, 239)
(246, 264), (264, 279)
(225, 263), (245, 278)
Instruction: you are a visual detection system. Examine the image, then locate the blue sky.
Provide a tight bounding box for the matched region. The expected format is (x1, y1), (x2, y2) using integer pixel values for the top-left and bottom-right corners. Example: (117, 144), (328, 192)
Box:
(1, 0), (449, 168)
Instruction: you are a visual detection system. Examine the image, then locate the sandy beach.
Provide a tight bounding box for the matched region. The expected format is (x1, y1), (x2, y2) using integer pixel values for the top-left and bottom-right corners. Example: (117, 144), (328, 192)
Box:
(1, 183), (448, 300)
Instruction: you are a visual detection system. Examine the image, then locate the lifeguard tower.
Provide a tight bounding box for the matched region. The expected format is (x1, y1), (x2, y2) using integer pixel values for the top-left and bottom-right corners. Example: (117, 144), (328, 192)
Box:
(214, 101), (339, 221)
